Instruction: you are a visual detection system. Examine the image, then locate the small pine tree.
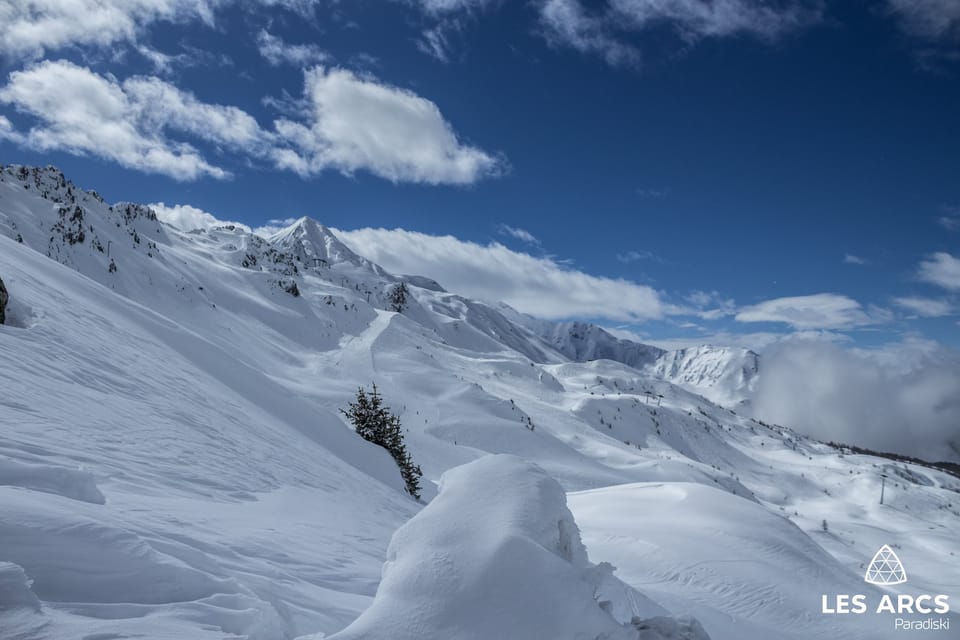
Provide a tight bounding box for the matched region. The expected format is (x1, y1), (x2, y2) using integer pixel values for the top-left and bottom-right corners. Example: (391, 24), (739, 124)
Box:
(387, 282), (409, 313)
(341, 384), (422, 499)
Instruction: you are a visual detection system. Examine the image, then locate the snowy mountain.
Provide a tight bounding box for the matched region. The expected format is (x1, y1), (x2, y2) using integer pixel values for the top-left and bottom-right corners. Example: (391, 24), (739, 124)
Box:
(649, 345), (759, 408)
(500, 305), (758, 407)
(1, 165), (958, 640)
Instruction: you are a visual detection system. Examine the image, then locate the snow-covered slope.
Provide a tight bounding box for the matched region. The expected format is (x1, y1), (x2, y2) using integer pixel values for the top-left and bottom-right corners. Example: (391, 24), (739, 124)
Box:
(498, 306), (666, 368)
(649, 346), (759, 408)
(1, 165), (958, 639)
(499, 304), (758, 407)
(326, 455), (709, 640)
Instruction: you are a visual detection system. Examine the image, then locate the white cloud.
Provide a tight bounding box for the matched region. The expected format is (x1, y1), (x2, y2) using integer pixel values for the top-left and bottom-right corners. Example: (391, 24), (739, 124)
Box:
(151, 202), (250, 231)
(538, 0), (641, 67)
(918, 252), (960, 291)
(644, 328), (853, 352)
(334, 227), (665, 321)
(0, 59), (238, 180)
(416, 20), (463, 63)
(497, 224), (539, 245)
(256, 30), (330, 66)
(272, 66), (504, 184)
(940, 214), (960, 231)
(735, 293), (885, 330)
(1, 60), (501, 186)
(416, 0), (494, 12)
(0, 0), (218, 58)
(537, 0), (820, 66)
(885, 0), (960, 41)
(0, 1), (327, 59)
(609, 0), (819, 39)
(151, 204), (300, 235)
(681, 289), (736, 319)
(843, 253), (868, 265)
(253, 217), (300, 237)
(753, 337), (960, 462)
(617, 249), (657, 263)
(0, 114), (12, 137)
(893, 296), (953, 318)
(124, 76), (268, 151)
(636, 186), (670, 198)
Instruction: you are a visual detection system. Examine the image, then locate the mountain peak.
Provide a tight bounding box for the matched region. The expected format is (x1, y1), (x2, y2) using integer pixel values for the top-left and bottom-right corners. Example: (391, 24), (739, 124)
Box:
(268, 216), (365, 267)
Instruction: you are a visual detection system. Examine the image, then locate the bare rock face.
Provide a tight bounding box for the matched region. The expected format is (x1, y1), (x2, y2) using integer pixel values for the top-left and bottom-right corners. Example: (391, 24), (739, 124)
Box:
(0, 276), (8, 325)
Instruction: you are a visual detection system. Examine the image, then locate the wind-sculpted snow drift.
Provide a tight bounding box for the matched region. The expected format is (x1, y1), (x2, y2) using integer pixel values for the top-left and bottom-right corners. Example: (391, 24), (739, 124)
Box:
(0, 165), (958, 639)
(326, 455), (710, 640)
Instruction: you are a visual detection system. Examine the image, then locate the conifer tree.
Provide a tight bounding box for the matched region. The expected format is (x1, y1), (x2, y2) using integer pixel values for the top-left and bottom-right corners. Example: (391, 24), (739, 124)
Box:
(387, 282), (409, 313)
(341, 384), (422, 499)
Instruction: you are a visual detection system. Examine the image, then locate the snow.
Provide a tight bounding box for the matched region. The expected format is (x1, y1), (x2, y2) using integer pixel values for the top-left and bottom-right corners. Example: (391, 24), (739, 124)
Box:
(500, 305), (758, 408)
(570, 481), (960, 639)
(0, 165), (957, 639)
(327, 455), (709, 640)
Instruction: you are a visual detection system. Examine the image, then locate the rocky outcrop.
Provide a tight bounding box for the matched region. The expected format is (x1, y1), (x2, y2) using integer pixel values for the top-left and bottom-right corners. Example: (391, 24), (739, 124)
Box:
(0, 276), (7, 325)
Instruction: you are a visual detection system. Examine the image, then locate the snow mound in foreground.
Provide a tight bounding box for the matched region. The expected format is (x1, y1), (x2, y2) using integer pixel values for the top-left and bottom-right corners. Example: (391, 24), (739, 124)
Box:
(327, 454), (710, 640)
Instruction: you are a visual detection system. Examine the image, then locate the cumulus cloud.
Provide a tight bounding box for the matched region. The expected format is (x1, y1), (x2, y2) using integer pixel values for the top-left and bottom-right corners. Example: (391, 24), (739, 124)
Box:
(0, 60), (502, 185)
(918, 252), (960, 291)
(537, 0), (821, 66)
(271, 66), (504, 184)
(334, 227), (664, 321)
(256, 30), (329, 66)
(0, 59), (238, 180)
(752, 337), (960, 462)
(843, 253), (868, 265)
(735, 293), (886, 330)
(893, 296), (953, 318)
(0, 0), (215, 58)
(151, 202), (250, 231)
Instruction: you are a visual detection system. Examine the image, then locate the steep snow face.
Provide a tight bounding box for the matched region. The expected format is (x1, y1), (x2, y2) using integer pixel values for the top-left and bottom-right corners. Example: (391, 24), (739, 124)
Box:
(500, 305), (666, 368)
(328, 455), (710, 640)
(649, 346), (759, 408)
(0, 235), (416, 639)
(500, 304), (758, 407)
(269, 216), (389, 279)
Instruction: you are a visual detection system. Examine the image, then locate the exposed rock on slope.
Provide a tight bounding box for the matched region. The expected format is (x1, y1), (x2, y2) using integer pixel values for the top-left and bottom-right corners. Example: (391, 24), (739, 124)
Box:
(0, 275), (7, 324)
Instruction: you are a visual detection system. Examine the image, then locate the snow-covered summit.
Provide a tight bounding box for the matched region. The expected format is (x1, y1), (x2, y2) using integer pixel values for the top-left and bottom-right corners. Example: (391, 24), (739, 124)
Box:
(500, 303), (758, 406)
(649, 345), (759, 407)
(268, 216), (387, 276)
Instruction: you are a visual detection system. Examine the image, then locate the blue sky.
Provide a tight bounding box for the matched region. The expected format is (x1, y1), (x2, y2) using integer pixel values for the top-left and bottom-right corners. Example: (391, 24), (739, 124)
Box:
(1, 0), (959, 350)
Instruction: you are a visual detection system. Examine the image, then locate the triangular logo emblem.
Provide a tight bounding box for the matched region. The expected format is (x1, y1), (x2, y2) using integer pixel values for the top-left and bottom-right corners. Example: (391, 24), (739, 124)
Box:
(864, 544), (907, 585)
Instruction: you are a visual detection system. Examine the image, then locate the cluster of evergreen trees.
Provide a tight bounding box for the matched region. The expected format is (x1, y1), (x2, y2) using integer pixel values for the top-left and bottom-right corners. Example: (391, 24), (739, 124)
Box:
(387, 282), (409, 313)
(341, 383), (422, 499)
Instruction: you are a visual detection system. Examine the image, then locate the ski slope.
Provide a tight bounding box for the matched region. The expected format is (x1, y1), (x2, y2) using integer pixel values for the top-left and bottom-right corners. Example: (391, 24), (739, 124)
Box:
(1, 165), (957, 639)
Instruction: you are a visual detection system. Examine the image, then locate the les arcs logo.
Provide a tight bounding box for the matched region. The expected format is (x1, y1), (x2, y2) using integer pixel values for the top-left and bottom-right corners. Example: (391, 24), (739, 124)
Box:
(864, 544), (907, 586)
(821, 544), (951, 631)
